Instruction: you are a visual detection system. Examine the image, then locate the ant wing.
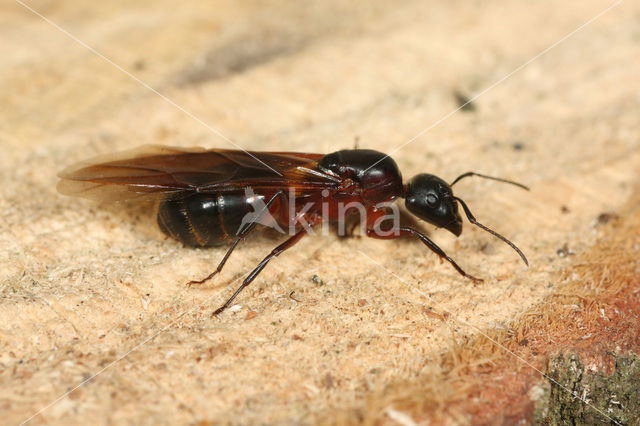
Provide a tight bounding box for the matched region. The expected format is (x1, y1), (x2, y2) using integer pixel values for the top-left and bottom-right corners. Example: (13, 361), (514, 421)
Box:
(57, 145), (339, 202)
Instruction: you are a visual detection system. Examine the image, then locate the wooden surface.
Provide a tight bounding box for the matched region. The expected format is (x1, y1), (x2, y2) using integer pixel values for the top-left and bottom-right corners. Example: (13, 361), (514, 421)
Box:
(2, 0), (639, 424)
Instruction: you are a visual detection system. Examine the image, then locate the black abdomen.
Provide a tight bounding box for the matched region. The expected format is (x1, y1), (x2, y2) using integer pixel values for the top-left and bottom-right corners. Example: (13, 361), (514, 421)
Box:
(157, 193), (253, 247)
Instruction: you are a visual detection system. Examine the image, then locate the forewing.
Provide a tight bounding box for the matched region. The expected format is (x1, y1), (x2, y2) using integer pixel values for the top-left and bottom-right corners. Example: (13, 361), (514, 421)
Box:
(57, 145), (337, 202)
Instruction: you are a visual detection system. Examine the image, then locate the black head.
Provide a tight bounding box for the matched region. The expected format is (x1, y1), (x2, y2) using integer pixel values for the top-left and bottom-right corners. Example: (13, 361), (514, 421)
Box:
(405, 173), (462, 236)
(404, 171), (529, 266)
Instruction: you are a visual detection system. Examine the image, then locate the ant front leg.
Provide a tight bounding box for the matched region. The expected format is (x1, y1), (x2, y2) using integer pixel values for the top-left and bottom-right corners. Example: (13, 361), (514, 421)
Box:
(188, 189), (285, 286)
(364, 207), (482, 282)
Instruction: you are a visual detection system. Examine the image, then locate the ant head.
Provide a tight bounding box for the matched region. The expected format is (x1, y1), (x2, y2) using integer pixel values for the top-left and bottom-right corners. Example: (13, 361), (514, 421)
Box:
(404, 174), (462, 236)
(405, 171), (530, 267)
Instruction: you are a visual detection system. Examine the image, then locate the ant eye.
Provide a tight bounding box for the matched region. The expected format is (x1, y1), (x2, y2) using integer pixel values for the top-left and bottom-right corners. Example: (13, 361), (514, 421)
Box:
(426, 194), (438, 207)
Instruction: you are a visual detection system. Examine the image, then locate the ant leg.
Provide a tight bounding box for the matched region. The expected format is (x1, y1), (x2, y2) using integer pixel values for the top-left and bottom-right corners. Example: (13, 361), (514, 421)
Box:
(348, 222), (358, 237)
(366, 226), (483, 282)
(188, 190), (285, 286)
(213, 228), (308, 315)
(347, 216), (361, 238)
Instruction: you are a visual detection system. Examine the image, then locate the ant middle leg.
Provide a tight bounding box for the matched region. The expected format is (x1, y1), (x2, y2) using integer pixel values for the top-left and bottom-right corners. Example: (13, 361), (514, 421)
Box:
(213, 227), (308, 315)
(188, 190), (285, 286)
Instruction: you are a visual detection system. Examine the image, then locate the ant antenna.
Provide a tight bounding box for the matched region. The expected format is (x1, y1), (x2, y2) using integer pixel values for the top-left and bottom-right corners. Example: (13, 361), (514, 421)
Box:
(453, 196), (529, 266)
(451, 172), (529, 190)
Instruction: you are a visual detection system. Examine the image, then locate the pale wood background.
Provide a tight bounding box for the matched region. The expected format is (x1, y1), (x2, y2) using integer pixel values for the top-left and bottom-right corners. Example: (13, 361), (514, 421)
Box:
(1, 0), (639, 424)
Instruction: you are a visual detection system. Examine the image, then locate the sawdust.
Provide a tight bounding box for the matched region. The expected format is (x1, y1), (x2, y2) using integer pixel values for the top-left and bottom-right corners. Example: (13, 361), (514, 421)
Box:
(1, 0), (639, 424)
(337, 190), (640, 424)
